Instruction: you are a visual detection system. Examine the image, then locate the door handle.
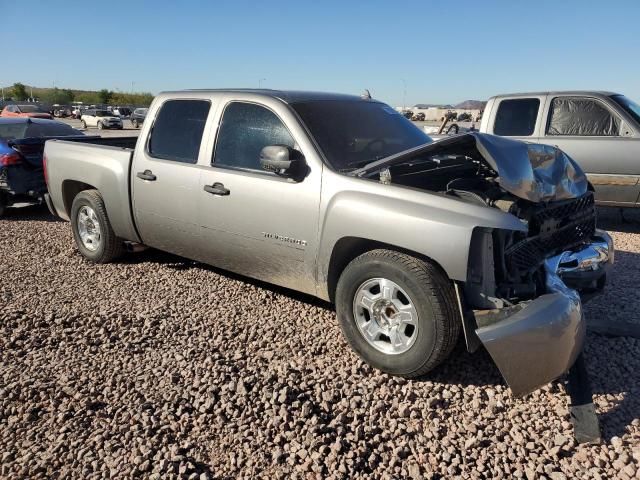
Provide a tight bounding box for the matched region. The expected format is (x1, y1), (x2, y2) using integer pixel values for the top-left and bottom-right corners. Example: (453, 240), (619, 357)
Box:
(137, 170), (157, 181)
(204, 182), (230, 196)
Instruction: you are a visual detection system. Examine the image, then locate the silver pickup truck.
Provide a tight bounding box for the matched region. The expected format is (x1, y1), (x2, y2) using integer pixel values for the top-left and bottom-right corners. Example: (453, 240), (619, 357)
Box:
(43, 89), (613, 398)
(478, 91), (640, 207)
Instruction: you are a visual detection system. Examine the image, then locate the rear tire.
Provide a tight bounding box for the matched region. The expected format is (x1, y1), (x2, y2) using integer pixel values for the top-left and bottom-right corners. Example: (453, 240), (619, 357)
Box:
(81, 120), (87, 129)
(70, 190), (124, 263)
(336, 249), (460, 378)
(0, 192), (6, 217)
(97, 121), (104, 130)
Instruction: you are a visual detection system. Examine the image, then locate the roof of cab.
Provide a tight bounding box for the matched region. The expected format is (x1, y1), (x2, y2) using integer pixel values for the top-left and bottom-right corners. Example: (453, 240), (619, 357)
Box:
(489, 90), (619, 99)
(158, 89), (373, 104)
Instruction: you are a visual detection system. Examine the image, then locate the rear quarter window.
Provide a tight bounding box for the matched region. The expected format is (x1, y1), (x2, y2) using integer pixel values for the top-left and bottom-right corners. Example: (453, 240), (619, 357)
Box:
(148, 99), (211, 164)
(493, 98), (540, 136)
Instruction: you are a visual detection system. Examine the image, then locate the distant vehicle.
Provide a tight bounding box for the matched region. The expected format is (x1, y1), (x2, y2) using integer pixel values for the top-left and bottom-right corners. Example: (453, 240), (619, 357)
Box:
(130, 108), (148, 128)
(402, 110), (413, 119)
(52, 105), (72, 118)
(81, 109), (123, 130)
(0, 118), (86, 216)
(113, 107), (132, 118)
(1, 104), (53, 119)
(479, 91), (640, 207)
(411, 112), (425, 121)
(457, 112), (472, 122)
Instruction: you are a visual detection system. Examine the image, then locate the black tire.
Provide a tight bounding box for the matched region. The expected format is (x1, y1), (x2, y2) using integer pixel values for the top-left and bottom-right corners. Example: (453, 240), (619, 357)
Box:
(447, 124), (459, 135)
(70, 190), (124, 263)
(97, 121), (104, 130)
(0, 192), (6, 218)
(81, 120), (87, 129)
(336, 249), (460, 378)
(132, 119), (138, 128)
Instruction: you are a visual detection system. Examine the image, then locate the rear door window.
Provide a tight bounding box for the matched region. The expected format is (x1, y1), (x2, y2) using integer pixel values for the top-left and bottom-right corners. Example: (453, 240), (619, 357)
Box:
(547, 97), (620, 136)
(148, 99), (211, 163)
(493, 98), (540, 136)
(213, 102), (294, 171)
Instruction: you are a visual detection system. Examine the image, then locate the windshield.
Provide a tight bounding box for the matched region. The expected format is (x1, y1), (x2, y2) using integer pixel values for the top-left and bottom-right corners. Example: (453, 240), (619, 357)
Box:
(291, 100), (432, 171)
(95, 110), (112, 117)
(611, 94), (640, 125)
(0, 123), (28, 140)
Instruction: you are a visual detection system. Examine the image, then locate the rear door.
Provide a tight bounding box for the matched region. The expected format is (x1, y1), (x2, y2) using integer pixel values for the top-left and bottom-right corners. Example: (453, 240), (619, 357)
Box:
(197, 97), (322, 295)
(485, 95), (546, 143)
(131, 98), (212, 258)
(539, 95), (640, 206)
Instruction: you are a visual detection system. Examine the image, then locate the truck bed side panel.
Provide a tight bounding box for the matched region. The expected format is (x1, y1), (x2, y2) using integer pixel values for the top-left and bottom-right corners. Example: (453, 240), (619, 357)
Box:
(45, 140), (140, 242)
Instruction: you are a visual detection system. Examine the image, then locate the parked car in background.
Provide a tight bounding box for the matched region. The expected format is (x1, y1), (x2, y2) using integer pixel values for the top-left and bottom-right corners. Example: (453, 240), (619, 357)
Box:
(52, 105), (72, 118)
(130, 108), (148, 128)
(113, 107), (132, 118)
(402, 110), (413, 119)
(81, 109), (123, 130)
(0, 118), (87, 216)
(44, 89), (613, 399)
(411, 112), (425, 121)
(479, 91), (640, 207)
(1, 104), (53, 119)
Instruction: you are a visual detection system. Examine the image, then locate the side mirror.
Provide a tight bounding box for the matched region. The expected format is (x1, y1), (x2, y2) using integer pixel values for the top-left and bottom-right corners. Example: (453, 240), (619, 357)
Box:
(260, 145), (306, 179)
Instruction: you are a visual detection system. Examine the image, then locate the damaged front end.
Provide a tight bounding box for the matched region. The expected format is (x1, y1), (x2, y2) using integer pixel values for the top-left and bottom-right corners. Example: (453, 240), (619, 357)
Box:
(355, 133), (614, 397)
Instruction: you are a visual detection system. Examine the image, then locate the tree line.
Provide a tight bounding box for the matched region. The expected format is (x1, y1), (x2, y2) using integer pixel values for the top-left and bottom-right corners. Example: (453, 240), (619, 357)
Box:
(3, 83), (154, 106)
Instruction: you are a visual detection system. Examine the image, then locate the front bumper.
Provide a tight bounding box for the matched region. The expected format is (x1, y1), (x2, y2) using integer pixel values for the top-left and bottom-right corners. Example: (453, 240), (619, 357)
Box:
(474, 230), (613, 397)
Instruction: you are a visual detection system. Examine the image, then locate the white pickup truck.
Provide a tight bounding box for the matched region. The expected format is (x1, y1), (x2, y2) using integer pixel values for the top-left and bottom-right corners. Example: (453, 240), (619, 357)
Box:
(449, 91), (640, 207)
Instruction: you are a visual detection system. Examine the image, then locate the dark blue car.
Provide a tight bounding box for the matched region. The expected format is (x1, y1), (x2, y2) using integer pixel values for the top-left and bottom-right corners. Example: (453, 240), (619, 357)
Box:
(0, 118), (86, 216)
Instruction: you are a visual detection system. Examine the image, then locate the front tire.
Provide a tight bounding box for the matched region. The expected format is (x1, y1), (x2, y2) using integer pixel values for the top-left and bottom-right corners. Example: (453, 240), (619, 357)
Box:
(81, 120), (87, 129)
(70, 190), (123, 263)
(97, 121), (104, 130)
(336, 249), (460, 378)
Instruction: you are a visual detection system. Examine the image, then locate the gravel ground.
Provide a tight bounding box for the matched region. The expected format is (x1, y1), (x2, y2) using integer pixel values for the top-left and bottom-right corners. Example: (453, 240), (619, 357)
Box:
(1, 206), (639, 479)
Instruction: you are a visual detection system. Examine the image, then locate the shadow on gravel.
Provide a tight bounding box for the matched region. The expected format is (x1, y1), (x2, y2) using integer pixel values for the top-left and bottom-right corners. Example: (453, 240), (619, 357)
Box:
(0, 204), (62, 222)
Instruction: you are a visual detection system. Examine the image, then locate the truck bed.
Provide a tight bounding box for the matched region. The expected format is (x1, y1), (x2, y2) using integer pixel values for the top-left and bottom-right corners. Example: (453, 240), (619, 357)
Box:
(62, 136), (138, 150)
(44, 138), (140, 243)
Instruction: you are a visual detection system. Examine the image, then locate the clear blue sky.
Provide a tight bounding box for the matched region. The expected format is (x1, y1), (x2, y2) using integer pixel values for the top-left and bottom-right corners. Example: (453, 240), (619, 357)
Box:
(4, 0), (640, 106)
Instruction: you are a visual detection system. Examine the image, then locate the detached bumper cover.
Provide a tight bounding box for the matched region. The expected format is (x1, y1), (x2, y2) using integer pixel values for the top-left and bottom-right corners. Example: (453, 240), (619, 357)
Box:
(475, 231), (613, 397)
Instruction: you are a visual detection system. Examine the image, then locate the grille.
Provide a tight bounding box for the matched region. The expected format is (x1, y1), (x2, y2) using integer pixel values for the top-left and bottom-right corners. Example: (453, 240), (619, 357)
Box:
(505, 192), (596, 272)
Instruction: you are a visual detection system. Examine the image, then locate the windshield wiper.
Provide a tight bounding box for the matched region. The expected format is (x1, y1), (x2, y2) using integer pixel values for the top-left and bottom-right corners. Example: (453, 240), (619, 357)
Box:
(338, 155), (387, 173)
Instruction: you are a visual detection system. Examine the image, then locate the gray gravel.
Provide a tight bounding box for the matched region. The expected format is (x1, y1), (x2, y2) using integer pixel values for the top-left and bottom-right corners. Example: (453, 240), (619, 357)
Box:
(1, 206), (639, 479)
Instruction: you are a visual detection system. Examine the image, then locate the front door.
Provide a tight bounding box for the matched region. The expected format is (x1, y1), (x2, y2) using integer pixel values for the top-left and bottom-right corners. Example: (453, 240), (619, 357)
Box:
(132, 99), (211, 258)
(198, 100), (321, 295)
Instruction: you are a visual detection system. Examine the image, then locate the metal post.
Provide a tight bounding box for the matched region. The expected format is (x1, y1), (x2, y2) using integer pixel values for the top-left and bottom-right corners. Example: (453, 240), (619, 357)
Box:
(565, 353), (601, 444)
(259, 78), (266, 88)
(401, 79), (407, 111)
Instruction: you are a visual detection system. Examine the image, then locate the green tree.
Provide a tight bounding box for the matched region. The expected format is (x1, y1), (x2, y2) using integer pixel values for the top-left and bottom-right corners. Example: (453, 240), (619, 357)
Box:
(98, 89), (113, 104)
(42, 88), (74, 105)
(11, 83), (28, 101)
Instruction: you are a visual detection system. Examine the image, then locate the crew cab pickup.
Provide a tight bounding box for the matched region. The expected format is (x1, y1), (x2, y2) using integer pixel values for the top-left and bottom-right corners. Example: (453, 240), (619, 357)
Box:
(477, 91), (640, 207)
(43, 89), (613, 398)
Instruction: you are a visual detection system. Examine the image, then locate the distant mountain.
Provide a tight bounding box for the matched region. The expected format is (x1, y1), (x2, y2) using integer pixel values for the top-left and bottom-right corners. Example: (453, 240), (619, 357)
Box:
(454, 100), (486, 110)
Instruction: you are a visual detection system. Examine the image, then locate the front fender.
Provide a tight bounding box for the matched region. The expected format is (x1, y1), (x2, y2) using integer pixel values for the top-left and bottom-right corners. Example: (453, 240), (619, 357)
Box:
(316, 177), (526, 299)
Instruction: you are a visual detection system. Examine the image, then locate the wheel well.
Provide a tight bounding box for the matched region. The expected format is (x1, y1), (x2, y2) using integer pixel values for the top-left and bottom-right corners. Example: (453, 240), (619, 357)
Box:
(326, 237), (449, 303)
(61, 180), (97, 217)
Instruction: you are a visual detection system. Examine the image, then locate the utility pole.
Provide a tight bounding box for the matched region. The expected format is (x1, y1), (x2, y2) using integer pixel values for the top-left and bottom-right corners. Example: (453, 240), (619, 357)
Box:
(131, 81), (135, 94)
(258, 78), (266, 88)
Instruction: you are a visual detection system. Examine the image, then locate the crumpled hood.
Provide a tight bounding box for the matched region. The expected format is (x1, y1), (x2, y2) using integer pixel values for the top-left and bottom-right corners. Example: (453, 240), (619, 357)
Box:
(354, 132), (589, 203)
(472, 133), (588, 202)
